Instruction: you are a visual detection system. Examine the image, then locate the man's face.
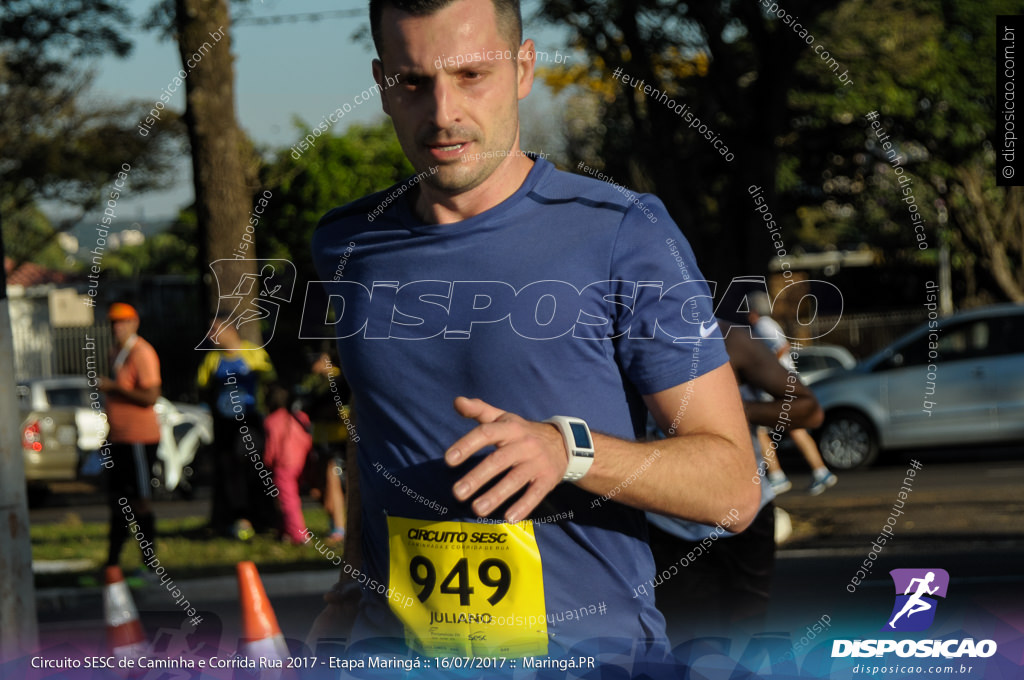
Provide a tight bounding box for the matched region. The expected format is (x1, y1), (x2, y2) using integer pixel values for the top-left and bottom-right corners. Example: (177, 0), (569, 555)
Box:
(373, 0), (534, 194)
(111, 318), (138, 345)
(212, 320), (240, 348)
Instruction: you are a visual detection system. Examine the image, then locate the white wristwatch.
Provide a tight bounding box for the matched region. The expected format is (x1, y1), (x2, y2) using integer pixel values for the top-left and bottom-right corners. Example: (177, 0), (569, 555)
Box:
(544, 416), (595, 482)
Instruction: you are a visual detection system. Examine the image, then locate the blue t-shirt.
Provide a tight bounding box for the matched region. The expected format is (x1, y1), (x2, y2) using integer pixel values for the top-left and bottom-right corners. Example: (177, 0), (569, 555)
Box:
(312, 157), (728, 657)
(208, 355), (259, 418)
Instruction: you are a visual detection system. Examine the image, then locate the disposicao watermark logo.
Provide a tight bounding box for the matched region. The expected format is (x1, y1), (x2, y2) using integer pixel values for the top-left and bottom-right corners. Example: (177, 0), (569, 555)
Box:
(832, 568), (998, 660)
(884, 568), (948, 632)
(197, 259), (296, 350)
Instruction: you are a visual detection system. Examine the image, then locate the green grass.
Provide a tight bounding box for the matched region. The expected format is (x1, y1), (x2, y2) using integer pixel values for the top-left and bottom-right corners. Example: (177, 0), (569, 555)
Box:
(32, 508), (344, 589)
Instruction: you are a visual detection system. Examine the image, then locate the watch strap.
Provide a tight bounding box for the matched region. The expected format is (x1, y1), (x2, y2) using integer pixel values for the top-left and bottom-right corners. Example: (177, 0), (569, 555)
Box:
(544, 416), (595, 482)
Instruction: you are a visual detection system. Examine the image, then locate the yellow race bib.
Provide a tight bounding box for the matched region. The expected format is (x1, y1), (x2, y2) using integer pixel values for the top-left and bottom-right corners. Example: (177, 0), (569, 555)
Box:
(387, 516), (548, 657)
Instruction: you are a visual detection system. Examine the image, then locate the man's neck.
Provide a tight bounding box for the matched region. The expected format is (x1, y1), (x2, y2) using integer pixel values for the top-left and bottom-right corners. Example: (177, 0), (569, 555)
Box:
(413, 152), (535, 224)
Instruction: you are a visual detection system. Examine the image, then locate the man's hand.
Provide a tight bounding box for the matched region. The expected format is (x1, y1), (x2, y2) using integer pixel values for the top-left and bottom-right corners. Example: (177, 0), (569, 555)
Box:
(445, 397), (568, 523)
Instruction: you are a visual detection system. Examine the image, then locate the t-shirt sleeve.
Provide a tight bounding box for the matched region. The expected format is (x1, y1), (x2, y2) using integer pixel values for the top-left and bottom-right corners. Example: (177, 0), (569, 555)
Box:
(197, 352), (217, 389)
(246, 346), (275, 375)
(608, 198), (729, 395)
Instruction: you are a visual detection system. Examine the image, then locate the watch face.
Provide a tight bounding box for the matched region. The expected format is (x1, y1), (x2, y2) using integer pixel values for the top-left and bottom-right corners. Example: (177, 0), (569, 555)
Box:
(569, 422), (593, 450)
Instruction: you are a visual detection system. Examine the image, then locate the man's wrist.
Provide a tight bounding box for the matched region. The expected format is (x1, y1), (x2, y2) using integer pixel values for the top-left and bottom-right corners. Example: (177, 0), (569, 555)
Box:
(544, 416), (595, 482)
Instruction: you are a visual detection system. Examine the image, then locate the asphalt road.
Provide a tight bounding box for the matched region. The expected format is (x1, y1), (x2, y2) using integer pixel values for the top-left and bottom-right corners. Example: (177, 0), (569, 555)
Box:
(772, 444), (1024, 549)
(31, 444), (1024, 541)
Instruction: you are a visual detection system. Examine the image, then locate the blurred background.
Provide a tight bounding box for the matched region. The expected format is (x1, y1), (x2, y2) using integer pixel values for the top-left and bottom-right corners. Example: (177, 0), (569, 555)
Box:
(2, 0), (1023, 668)
(4, 0), (1021, 394)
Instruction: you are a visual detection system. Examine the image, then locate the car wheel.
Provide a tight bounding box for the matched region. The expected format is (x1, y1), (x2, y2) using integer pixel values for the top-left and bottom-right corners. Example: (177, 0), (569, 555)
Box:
(817, 411), (880, 470)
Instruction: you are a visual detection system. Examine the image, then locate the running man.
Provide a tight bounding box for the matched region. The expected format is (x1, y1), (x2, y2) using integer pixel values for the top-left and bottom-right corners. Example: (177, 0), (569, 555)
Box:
(748, 292), (838, 495)
(310, 0), (759, 670)
(889, 571), (939, 628)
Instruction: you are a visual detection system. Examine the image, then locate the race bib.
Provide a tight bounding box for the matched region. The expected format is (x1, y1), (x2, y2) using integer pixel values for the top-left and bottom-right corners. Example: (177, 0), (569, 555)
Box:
(387, 516), (548, 657)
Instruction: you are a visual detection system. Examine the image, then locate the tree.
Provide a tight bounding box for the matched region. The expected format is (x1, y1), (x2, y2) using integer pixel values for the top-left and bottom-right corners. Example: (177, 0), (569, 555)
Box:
(98, 214), (202, 278)
(785, 0), (1023, 304)
(172, 0), (260, 338)
(255, 119), (413, 381)
(0, 0), (180, 272)
(536, 0), (838, 285)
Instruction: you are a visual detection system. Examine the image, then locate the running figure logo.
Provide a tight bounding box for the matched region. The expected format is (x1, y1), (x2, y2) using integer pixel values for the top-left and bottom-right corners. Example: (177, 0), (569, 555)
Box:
(883, 568), (950, 632)
(196, 259), (295, 350)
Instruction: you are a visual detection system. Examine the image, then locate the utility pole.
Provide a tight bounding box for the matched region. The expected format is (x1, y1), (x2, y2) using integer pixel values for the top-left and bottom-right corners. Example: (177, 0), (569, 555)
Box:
(0, 213), (39, 658)
(936, 200), (953, 314)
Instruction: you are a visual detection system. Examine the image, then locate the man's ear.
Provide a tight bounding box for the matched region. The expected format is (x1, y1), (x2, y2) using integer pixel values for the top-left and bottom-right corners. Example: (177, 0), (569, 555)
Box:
(516, 39), (536, 100)
(372, 58), (392, 116)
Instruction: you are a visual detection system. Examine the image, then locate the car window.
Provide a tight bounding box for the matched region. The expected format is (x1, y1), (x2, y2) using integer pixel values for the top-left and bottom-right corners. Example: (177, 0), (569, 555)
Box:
(877, 312), (1024, 371)
(936, 321), (991, 362)
(983, 314), (1024, 357)
(879, 335), (930, 370)
(46, 387), (91, 408)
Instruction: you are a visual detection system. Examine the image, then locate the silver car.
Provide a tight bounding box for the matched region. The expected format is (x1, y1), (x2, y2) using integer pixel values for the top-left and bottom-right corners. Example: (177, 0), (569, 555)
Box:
(812, 304), (1024, 469)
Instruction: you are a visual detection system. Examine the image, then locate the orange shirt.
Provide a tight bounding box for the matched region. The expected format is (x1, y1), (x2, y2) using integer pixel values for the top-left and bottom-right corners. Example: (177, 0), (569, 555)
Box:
(106, 336), (161, 444)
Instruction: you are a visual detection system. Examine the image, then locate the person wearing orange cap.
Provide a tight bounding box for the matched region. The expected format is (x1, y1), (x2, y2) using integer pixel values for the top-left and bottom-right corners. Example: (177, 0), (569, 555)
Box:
(98, 302), (163, 571)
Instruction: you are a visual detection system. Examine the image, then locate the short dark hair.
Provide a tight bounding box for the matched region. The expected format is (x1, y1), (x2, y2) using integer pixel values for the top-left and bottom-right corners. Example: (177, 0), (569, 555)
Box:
(369, 0), (523, 59)
(267, 383), (291, 412)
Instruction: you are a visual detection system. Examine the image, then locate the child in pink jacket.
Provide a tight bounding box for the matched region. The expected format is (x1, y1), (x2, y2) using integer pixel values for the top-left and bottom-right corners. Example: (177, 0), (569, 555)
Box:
(263, 385), (312, 544)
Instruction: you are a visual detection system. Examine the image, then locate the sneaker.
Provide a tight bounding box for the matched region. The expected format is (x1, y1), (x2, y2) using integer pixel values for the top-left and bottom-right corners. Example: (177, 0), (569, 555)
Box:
(769, 476), (792, 495)
(808, 471), (838, 496)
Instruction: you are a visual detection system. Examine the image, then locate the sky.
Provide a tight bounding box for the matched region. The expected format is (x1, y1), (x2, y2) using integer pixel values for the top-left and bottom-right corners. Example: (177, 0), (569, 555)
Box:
(74, 0), (570, 232)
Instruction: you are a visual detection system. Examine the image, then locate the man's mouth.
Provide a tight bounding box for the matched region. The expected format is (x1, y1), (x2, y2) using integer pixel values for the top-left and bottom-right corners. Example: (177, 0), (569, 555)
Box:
(427, 141), (470, 159)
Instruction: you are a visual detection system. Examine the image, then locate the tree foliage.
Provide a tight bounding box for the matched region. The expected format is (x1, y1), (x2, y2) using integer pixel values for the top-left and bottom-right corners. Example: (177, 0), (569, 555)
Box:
(0, 0), (182, 271)
(254, 119), (413, 380)
(538, 0), (1021, 305)
(536, 0), (838, 285)
(787, 0), (1024, 303)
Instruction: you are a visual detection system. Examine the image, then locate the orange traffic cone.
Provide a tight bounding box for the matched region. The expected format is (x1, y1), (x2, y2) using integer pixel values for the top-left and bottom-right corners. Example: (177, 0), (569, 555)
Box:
(237, 561), (289, 664)
(104, 566), (147, 660)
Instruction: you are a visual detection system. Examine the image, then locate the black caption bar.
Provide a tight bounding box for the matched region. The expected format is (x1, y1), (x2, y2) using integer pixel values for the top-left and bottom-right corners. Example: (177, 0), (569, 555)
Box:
(998, 16), (1024, 186)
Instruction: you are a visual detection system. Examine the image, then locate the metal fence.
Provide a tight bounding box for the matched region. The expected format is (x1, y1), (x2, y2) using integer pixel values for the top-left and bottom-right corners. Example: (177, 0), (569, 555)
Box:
(13, 324), (114, 380)
(11, 278), (208, 401)
(793, 309), (930, 358)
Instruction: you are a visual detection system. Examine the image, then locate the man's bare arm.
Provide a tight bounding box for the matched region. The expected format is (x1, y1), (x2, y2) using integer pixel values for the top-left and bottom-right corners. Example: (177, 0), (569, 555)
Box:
(446, 363), (761, 530)
(723, 324), (823, 430)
